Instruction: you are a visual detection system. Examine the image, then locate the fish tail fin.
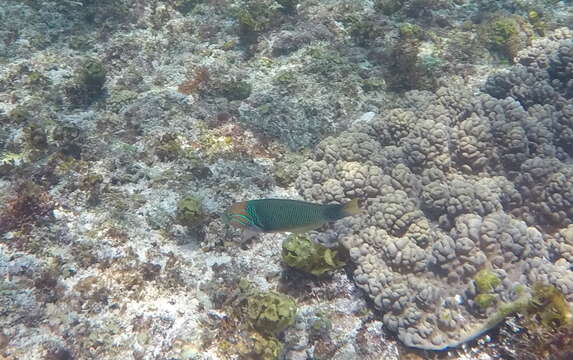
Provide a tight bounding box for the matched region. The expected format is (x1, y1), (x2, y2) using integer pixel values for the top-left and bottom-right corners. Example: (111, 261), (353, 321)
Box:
(340, 198), (361, 217)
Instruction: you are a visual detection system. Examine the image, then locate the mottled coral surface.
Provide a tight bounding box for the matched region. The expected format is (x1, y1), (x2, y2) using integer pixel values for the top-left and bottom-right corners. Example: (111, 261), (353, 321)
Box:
(296, 31), (573, 350)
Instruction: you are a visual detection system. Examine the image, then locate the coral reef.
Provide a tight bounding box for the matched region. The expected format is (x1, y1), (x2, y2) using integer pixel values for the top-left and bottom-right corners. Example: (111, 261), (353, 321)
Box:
(1, 0), (572, 358)
(295, 33), (573, 350)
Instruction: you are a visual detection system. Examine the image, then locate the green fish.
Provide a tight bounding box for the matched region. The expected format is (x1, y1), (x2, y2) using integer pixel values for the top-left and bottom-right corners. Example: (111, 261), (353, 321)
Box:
(223, 198), (361, 240)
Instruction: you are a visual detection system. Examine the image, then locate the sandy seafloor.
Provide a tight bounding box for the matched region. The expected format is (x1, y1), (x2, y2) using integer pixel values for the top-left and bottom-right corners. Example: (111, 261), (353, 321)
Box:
(1, 0), (573, 359)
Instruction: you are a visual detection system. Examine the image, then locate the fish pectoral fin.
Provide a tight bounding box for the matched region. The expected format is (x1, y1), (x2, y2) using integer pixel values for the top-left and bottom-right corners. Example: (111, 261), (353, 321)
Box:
(241, 228), (261, 242)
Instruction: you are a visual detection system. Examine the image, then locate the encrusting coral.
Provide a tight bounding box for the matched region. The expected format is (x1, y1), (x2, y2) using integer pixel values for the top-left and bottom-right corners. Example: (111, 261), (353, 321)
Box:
(246, 290), (297, 336)
(281, 233), (345, 276)
(295, 32), (573, 350)
(175, 195), (204, 228)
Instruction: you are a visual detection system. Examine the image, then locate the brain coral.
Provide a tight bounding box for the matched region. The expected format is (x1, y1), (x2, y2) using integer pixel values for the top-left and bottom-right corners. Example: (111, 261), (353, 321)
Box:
(295, 34), (573, 350)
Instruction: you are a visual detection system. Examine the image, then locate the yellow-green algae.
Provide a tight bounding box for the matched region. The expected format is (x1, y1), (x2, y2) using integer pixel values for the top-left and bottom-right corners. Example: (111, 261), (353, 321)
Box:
(528, 283), (573, 329)
(215, 282), (296, 360)
(432, 283), (573, 353)
(282, 234), (345, 276)
(175, 196), (204, 227)
(0, 152), (28, 167)
(251, 332), (282, 360)
(475, 293), (497, 309)
(77, 58), (106, 94)
(474, 269), (501, 293)
(246, 291), (297, 336)
(473, 269), (501, 310)
(480, 16), (533, 61)
(484, 283), (573, 331)
(218, 332), (282, 360)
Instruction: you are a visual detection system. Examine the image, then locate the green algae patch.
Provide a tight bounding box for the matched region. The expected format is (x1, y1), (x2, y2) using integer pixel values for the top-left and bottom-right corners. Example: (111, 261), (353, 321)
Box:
(466, 283), (571, 355)
(487, 19), (518, 47)
(527, 10), (546, 35)
(77, 58), (106, 96)
(24, 124), (48, 150)
(399, 23), (424, 40)
(246, 291), (297, 336)
(218, 332), (282, 360)
(175, 196), (204, 227)
(480, 16), (533, 61)
(215, 282), (289, 360)
(221, 80), (252, 101)
(472, 269), (501, 311)
(309, 311), (332, 340)
(483, 283), (572, 332)
(475, 293), (497, 309)
(504, 283), (573, 358)
(282, 234), (345, 277)
(528, 283), (573, 329)
(474, 269), (501, 293)
(252, 332), (282, 360)
(233, 0), (283, 44)
(154, 134), (183, 162)
(65, 57), (107, 106)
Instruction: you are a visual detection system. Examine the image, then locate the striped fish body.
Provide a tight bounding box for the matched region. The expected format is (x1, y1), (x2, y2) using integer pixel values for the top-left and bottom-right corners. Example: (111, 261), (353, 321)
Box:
(224, 198), (360, 234)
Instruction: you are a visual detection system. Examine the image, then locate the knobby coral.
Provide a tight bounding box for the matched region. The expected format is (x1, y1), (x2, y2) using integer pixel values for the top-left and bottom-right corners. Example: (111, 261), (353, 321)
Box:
(295, 33), (573, 350)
